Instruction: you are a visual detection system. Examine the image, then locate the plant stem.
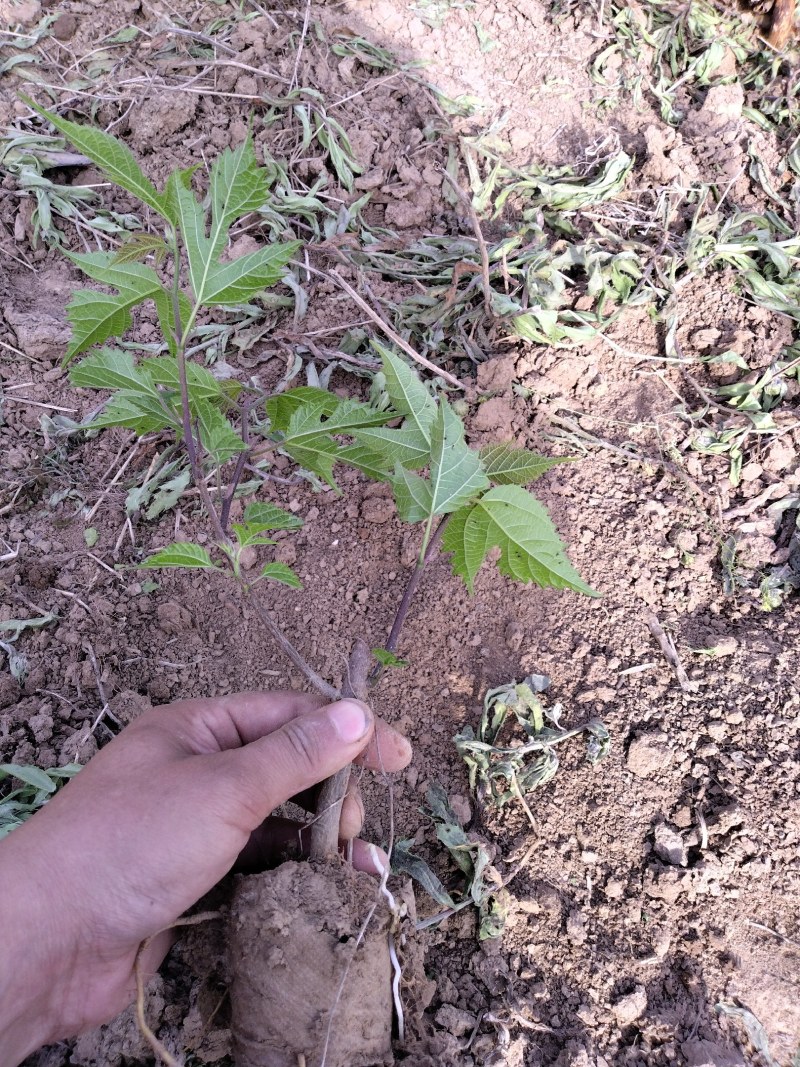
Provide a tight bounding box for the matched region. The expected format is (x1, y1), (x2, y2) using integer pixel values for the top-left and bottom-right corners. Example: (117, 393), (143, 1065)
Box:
(170, 234), (227, 545)
(376, 516), (448, 677)
(220, 397), (252, 533)
(241, 583), (339, 702)
(167, 235), (339, 703)
(309, 637), (371, 861)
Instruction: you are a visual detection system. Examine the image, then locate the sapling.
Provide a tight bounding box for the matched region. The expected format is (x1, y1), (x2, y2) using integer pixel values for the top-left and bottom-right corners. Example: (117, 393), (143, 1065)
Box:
(28, 98), (597, 1065)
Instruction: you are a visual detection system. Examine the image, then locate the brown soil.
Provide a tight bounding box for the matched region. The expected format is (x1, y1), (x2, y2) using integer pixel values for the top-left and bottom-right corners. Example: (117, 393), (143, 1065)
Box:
(2, 1), (799, 1066)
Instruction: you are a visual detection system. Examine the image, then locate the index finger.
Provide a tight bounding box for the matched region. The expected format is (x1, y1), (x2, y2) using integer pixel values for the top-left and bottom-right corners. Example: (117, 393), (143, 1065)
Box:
(354, 717), (412, 773)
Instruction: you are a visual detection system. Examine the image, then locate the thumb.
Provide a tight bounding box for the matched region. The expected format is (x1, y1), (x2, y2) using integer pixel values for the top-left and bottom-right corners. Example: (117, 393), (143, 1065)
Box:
(222, 699), (374, 825)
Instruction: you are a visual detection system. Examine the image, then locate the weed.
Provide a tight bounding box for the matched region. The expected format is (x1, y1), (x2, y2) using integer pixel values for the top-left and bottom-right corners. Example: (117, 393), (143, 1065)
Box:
(0, 130), (141, 246)
(0, 762), (81, 838)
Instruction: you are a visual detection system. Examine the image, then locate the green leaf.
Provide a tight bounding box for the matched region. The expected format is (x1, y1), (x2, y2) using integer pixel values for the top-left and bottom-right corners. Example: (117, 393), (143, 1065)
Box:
(442, 485), (598, 595)
(257, 562), (302, 588)
(480, 443), (571, 485)
(210, 138), (272, 234)
(111, 233), (170, 265)
(69, 347), (157, 394)
(24, 97), (168, 220)
(140, 357), (228, 404)
(337, 442), (393, 481)
(171, 153), (300, 306)
(88, 390), (180, 434)
(196, 400), (247, 464)
(232, 502), (301, 548)
(391, 465), (433, 523)
(64, 252), (172, 362)
(428, 403), (489, 513)
(279, 395), (393, 487)
(350, 425), (431, 470)
(390, 403), (489, 522)
(0, 764), (57, 793)
(243, 501), (303, 531)
(371, 648), (408, 668)
(140, 543), (219, 569)
(376, 342), (437, 442)
(83, 527), (98, 547)
(266, 387), (340, 434)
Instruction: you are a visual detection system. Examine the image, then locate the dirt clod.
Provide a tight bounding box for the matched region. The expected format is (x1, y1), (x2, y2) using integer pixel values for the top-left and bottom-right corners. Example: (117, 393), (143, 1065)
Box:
(228, 860), (394, 1067)
(626, 731), (672, 777)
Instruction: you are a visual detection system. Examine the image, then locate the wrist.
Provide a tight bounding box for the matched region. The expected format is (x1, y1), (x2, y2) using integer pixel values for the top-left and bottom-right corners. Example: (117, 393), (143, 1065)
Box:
(0, 828), (81, 1065)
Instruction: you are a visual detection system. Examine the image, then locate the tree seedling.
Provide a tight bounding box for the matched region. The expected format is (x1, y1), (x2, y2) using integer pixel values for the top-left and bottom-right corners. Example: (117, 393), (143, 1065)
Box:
(28, 97), (598, 1066)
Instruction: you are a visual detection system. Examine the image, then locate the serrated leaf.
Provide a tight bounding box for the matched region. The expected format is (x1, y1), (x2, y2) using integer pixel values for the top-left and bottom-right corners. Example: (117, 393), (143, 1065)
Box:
(257, 562), (302, 588)
(140, 543), (219, 569)
(196, 400), (247, 464)
(443, 485), (597, 595)
(350, 425), (431, 470)
(279, 395), (393, 487)
(266, 387), (340, 434)
(64, 252), (173, 362)
(70, 347), (157, 394)
(391, 464), (433, 523)
(111, 233), (169, 265)
(88, 390), (180, 434)
(480, 443), (571, 485)
(376, 342), (437, 442)
(390, 403), (489, 522)
(171, 158), (300, 306)
(371, 648), (408, 668)
(25, 97), (168, 220)
(428, 403), (489, 513)
(141, 357), (225, 403)
(196, 243), (301, 306)
(243, 501), (303, 531)
(337, 442), (393, 480)
(210, 138), (272, 233)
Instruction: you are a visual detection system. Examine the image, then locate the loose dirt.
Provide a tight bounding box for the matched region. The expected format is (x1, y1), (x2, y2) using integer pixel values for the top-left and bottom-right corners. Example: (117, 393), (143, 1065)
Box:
(1, 1), (799, 1066)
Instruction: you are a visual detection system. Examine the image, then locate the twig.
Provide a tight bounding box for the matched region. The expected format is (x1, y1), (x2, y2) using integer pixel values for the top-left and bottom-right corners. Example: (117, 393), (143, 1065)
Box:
(241, 584), (339, 702)
(289, 0), (312, 92)
(381, 517), (447, 662)
(439, 165), (493, 314)
(309, 638), (371, 861)
(220, 397), (252, 533)
(645, 611), (697, 694)
(134, 911), (219, 1067)
(1, 396), (77, 412)
(296, 259), (464, 389)
(84, 442), (140, 523)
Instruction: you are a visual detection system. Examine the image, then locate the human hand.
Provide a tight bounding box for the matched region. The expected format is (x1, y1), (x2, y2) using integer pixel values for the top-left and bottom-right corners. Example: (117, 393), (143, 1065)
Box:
(0, 690), (411, 1065)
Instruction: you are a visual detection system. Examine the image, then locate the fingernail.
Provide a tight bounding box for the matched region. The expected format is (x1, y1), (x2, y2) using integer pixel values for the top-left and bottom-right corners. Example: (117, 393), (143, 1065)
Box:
(327, 699), (371, 743)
